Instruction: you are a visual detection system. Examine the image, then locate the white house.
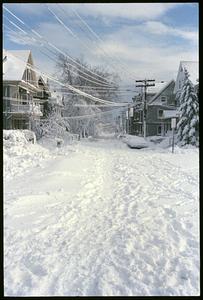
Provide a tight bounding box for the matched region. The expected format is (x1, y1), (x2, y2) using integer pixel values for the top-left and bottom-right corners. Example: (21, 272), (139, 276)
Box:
(3, 49), (49, 130)
(174, 61), (199, 95)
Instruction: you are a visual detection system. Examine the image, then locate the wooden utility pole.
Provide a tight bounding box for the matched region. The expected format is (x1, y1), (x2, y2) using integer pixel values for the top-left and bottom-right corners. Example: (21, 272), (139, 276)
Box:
(135, 79), (155, 139)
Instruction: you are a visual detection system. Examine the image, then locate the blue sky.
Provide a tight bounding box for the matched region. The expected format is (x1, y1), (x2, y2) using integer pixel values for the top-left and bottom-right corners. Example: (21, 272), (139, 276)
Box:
(3, 3), (198, 87)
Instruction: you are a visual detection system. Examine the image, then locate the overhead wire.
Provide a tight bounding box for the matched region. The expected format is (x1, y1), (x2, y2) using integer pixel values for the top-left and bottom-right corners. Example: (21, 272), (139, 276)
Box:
(2, 6), (152, 120)
(45, 3), (124, 87)
(4, 24), (136, 106)
(69, 5), (140, 81)
(3, 5), (117, 88)
(2, 96), (130, 107)
(45, 3), (117, 78)
(4, 49), (130, 106)
(3, 18), (117, 88)
(3, 26), (134, 104)
(53, 3), (134, 82)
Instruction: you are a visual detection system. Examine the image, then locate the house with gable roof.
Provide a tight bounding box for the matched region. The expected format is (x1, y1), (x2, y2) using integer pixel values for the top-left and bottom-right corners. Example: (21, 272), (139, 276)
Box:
(146, 80), (177, 136)
(130, 60), (199, 137)
(3, 49), (50, 130)
(130, 80), (176, 136)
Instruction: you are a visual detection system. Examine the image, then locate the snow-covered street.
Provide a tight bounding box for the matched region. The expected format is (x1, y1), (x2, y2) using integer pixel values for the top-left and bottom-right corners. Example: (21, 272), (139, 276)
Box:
(4, 138), (199, 296)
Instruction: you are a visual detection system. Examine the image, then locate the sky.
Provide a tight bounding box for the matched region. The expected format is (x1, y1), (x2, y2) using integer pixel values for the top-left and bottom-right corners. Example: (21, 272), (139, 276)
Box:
(3, 2), (199, 91)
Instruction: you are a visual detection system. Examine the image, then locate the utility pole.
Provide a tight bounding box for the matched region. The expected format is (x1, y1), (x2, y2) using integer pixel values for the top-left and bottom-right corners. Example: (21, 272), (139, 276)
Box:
(135, 79), (155, 139)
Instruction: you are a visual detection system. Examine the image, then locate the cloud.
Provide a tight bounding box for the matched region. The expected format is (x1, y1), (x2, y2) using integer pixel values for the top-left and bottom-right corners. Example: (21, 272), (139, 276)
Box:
(144, 21), (198, 43)
(3, 3), (46, 16)
(3, 3), (198, 85)
(95, 38), (198, 78)
(5, 19), (198, 84)
(91, 21), (198, 82)
(68, 3), (181, 21)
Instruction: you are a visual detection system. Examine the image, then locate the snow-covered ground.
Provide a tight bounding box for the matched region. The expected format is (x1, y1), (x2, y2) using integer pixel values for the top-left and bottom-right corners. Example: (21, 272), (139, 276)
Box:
(4, 133), (199, 296)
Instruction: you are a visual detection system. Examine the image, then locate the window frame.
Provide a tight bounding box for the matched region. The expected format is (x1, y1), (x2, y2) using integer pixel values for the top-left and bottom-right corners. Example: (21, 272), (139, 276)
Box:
(157, 109), (164, 119)
(161, 95), (167, 103)
(157, 125), (162, 135)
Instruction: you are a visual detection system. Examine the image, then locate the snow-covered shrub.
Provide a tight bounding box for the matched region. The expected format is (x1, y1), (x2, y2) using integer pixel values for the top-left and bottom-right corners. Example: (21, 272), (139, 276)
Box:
(3, 130), (36, 147)
(33, 101), (70, 141)
(23, 130), (36, 144)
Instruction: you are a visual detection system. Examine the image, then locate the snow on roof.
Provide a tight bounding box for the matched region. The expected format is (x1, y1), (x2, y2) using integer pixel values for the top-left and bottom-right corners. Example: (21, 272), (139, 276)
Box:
(3, 49), (31, 81)
(37, 74), (48, 84)
(147, 81), (167, 94)
(149, 80), (174, 104)
(180, 61), (199, 85)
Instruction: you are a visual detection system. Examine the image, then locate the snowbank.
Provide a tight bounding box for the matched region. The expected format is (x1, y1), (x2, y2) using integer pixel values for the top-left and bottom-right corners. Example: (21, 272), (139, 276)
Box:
(3, 130), (36, 146)
(122, 134), (152, 149)
(3, 130), (79, 181)
(121, 134), (193, 151)
(3, 130), (52, 180)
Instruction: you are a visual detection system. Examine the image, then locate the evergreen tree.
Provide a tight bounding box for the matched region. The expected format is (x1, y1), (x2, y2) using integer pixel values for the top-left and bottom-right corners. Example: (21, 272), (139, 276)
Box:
(177, 69), (199, 146)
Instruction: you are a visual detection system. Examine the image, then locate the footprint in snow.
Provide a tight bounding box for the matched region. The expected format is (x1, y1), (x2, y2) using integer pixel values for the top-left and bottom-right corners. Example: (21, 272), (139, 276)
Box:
(28, 263), (47, 277)
(167, 224), (180, 243)
(163, 207), (176, 218)
(23, 257), (47, 277)
(187, 238), (199, 249)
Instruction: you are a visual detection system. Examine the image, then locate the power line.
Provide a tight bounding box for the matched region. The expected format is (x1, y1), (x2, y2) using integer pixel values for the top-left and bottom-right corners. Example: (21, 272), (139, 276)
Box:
(3, 24), (136, 99)
(3, 18), (117, 89)
(5, 50), (130, 106)
(45, 3), (119, 87)
(3, 5), (117, 88)
(3, 96), (130, 108)
(70, 5), (140, 81)
(62, 106), (128, 120)
(3, 24), (128, 105)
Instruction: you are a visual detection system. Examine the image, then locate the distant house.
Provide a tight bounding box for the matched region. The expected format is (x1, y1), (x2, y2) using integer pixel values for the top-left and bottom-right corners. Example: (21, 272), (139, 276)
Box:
(3, 49), (50, 130)
(130, 60), (199, 137)
(130, 81), (174, 136)
(147, 80), (177, 136)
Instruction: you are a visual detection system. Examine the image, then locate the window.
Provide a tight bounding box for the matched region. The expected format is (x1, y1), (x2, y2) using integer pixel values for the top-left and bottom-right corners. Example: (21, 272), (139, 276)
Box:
(13, 119), (27, 129)
(158, 109), (163, 118)
(157, 125), (162, 135)
(26, 69), (31, 82)
(161, 96), (167, 102)
(3, 86), (10, 97)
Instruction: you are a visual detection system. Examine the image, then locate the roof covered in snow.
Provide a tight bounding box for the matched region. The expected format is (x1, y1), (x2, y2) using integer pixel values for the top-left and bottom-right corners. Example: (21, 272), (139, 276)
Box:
(3, 49), (31, 81)
(147, 81), (168, 94)
(37, 74), (48, 85)
(180, 61), (199, 84)
(148, 80), (174, 104)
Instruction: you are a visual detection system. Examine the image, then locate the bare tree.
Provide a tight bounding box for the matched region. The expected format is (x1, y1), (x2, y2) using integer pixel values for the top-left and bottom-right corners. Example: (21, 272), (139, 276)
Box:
(55, 54), (121, 137)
